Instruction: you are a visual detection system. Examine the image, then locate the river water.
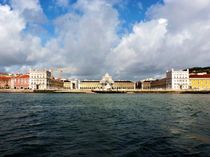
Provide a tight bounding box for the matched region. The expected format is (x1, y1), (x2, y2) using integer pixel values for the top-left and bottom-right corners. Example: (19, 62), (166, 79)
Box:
(0, 93), (210, 157)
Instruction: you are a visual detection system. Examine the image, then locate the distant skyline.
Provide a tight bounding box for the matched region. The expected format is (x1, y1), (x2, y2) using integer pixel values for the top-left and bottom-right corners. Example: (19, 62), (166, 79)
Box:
(0, 0), (210, 80)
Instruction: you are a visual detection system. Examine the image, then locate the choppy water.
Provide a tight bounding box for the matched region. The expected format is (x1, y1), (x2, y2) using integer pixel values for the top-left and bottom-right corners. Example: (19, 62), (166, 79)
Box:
(0, 93), (210, 157)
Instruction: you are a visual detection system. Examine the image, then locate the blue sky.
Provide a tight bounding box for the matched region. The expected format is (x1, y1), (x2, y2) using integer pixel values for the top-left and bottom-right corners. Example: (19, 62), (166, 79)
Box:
(115, 0), (163, 31)
(0, 0), (210, 80)
(40, 0), (163, 31)
(0, 0), (163, 40)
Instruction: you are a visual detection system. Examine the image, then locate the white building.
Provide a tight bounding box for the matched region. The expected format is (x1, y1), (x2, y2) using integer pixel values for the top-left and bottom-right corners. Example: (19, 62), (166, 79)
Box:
(100, 73), (114, 90)
(166, 69), (189, 90)
(30, 69), (63, 90)
(70, 79), (80, 89)
(29, 69), (52, 90)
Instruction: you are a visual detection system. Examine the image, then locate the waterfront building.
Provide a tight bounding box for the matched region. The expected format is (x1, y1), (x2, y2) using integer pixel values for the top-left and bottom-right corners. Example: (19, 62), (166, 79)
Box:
(113, 81), (135, 89)
(141, 80), (152, 89)
(0, 75), (11, 89)
(150, 78), (166, 89)
(135, 81), (142, 89)
(29, 70), (51, 90)
(80, 80), (101, 89)
(29, 69), (63, 90)
(50, 78), (63, 89)
(166, 69), (189, 89)
(63, 79), (80, 89)
(135, 78), (155, 89)
(71, 79), (80, 89)
(63, 80), (71, 89)
(10, 74), (29, 89)
(189, 74), (210, 89)
(100, 73), (114, 90)
(80, 73), (135, 90)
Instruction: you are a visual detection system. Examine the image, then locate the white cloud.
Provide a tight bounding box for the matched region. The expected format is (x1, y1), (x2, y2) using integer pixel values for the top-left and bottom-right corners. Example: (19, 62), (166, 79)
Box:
(50, 0), (120, 78)
(0, 4), (47, 72)
(147, 0), (210, 31)
(0, 5), (25, 66)
(1, 0), (210, 80)
(110, 0), (210, 79)
(55, 0), (69, 7)
(10, 0), (41, 12)
(0, 0), (120, 78)
(109, 18), (168, 79)
(10, 0), (47, 34)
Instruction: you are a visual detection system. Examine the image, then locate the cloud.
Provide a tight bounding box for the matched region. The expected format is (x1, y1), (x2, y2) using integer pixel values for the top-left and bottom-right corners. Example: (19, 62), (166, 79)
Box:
(1, 0), (210, 80)
(109, 18), (168, 79)
(10, 0), (47, 35)
(0, 4), (47, 72)
(0, 5), (26, 66)
(0, 0), (120, 77)
(147, 0), (210, 31)
(10, 0), (46, 22)
(55, 0), (69, 7)
(10, 0), (41, 12)
(110, 0), (210, 80)
(49, 0), (120, 78)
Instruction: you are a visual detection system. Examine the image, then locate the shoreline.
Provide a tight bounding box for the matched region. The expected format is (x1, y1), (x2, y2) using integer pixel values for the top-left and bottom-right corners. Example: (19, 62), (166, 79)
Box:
(1, 89), (210, 94)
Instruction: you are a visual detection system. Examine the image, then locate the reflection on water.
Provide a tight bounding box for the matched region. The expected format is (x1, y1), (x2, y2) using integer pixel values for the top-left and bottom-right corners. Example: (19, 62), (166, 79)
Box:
(0, 93), (210, 156)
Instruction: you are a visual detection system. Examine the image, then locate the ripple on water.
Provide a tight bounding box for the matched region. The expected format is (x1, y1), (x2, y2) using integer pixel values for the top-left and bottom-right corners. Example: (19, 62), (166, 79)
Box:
(0, 93), (210, 156)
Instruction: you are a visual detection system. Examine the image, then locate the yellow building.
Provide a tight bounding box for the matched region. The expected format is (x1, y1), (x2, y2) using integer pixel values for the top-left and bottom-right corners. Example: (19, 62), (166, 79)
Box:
(113, 81), (135, 89)
(190, 74), (210, 89)
(79, 73), (135, 90)
(80, 81), (102, 89)
(63, 80), (71, 89)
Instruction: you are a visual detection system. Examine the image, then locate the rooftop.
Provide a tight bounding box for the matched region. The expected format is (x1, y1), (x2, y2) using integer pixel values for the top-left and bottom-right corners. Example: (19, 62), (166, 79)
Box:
(15, 74), (29, 78)
(0, 76), (11, 80)
(190, 74), (210, 78)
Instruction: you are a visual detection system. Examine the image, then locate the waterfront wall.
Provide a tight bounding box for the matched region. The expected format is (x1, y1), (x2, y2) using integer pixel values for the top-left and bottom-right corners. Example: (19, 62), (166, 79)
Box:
(1, 89), (210, 94)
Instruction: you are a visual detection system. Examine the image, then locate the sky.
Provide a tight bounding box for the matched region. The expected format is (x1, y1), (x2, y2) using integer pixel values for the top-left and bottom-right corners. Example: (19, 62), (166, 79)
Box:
(0, 0), (210, 80)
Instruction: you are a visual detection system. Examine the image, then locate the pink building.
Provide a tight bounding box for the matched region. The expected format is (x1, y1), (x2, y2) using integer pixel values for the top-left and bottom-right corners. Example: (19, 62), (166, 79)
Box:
(11, 74), (29, 89)
(0, 75), (11, 89)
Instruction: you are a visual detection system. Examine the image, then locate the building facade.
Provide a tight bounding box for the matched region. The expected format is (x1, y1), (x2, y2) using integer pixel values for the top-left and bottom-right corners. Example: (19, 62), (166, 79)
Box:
(80, 73), (135, 90)
(142, 81), (152, 89)
(151, 78), (166, 89)
(29, 69), (63, 90)
(10, 74), (29, 89)
(71, 79), (80, 89)
(135, 78), (156, 89)
(29, 70), (51, 90)
(80, 81), (101, 89)
(113, 81), (135, 89)
(135, 81), (142, 89)
(100, 73), (114, 90)
(49, 78), (63, 89)
(166, 69), (189, 89)
(190, 74), (210, 89)
(63, 80), (71, 89)
(0, 75), (11, 89)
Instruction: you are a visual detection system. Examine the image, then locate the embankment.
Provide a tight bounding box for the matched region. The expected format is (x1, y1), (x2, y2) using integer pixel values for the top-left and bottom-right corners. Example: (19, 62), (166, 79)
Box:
(1, 89), (210, 94)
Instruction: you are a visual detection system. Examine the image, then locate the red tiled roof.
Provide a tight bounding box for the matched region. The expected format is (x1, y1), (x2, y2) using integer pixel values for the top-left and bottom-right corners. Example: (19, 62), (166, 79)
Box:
(0, 76), (11, 80)
(190, 74), (210, 78)
(15, 74), (29, 78)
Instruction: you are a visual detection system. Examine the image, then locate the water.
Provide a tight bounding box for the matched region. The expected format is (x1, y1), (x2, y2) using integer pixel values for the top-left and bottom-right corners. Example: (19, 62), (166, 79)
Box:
(0, 93), (210, 157)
